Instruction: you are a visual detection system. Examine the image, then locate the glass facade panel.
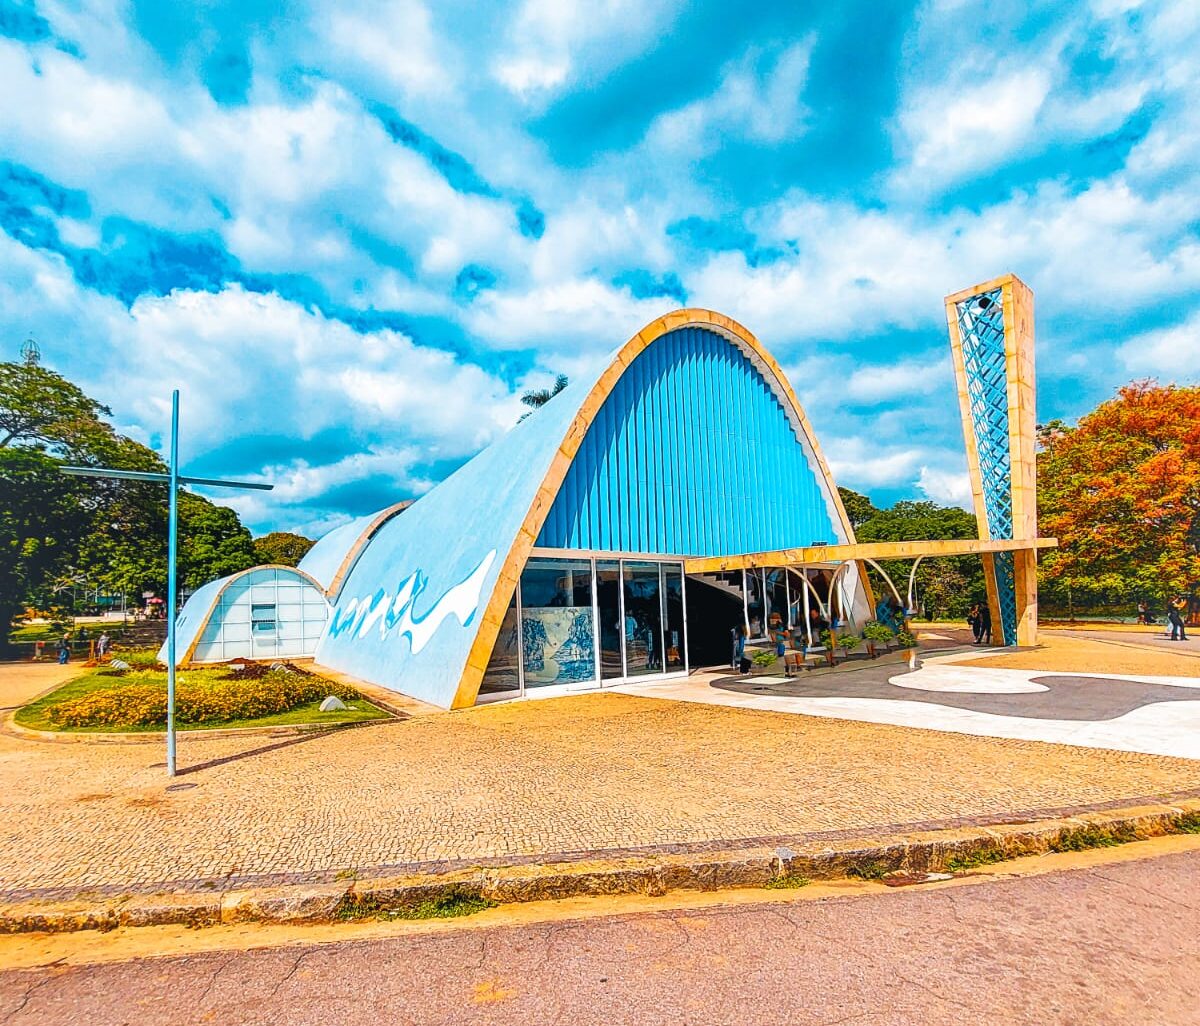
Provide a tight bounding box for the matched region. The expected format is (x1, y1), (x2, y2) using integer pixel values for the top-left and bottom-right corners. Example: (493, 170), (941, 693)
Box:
(478, 587), (521, 695)
(477, 556), (690, 701)
(662, 564), (685, 671)
(623, 561), (663, 677)
(596, 560), (624, 680)
(519, 558), (595, 687)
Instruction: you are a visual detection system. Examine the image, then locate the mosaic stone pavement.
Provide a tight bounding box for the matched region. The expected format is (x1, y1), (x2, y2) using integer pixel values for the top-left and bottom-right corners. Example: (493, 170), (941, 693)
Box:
(3, 679), (1200, 900)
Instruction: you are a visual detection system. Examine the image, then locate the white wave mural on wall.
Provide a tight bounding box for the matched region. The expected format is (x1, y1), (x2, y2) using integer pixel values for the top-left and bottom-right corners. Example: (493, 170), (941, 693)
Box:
(328, 549), (497, 655)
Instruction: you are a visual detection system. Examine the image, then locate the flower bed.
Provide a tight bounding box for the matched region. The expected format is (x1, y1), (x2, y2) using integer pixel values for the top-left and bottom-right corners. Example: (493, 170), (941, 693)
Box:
(39, 665), (366, 730)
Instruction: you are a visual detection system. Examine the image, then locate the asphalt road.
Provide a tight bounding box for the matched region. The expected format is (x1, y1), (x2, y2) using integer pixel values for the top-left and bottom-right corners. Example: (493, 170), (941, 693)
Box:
(3, 849), (1198, 1025)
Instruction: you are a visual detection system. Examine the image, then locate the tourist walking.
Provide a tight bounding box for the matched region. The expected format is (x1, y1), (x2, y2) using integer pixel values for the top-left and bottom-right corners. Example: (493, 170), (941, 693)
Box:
(56, 634), (70, 665)
(1168, 596), (1188, 641)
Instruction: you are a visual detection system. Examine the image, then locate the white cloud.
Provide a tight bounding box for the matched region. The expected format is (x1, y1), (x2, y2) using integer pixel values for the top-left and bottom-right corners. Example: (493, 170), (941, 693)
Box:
(465, 277), (676, 353)
(0, 234), (525, 531)
(1117, 313), (1200, 380)
(115, 285), (521, 462)
(893, 67), (1052, 190)
(645, 39), (814, 157)
(823, 437), (925, 489)
(491, 0), (678, 103)
(323, 1), (451, 100)
(845, 358), (952, 404)
(917, 466), (973, 509)
(682, 170), (1200, 353)
(494, 56), (570, 98)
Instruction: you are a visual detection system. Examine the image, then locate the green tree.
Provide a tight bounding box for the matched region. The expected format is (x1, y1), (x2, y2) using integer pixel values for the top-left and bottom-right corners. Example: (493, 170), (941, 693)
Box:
(838, 487), (879, 531)
(253, 531), (315, 567)
(0, 360), (261, 641)
(0, 448), (92, 647)
(0, 361), (111, 451)
(857, 500), (984, 619)
(178, 492), (257, 589)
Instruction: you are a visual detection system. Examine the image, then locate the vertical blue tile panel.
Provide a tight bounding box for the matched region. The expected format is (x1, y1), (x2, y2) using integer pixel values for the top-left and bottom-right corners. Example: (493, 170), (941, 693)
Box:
(536, 327), (836, 556)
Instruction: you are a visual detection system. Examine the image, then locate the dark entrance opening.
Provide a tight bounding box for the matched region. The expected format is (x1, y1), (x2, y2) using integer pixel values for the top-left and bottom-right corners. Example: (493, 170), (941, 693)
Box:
(684, 575), (744, 669)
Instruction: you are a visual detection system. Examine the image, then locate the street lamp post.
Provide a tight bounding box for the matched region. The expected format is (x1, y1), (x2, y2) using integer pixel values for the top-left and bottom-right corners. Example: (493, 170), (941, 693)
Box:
(62, 390), (273, 776)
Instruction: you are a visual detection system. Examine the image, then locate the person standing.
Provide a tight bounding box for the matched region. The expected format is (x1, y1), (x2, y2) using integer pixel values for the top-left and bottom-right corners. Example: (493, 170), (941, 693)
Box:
(97, 632), (111, 658)
(977, 604), (992, 645)
(730, 622), (747, 668)
(966, 603), (981, 644)
(56, 634), (70, 665)
(1168, 596), (1188, 641)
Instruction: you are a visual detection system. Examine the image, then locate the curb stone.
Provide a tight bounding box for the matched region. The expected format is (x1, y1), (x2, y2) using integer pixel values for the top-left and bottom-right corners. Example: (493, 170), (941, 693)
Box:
(3, 800), (1198, 935)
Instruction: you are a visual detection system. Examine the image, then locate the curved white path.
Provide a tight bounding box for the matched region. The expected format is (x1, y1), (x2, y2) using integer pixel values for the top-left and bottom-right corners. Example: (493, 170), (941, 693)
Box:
(617, 664), (1200, 760)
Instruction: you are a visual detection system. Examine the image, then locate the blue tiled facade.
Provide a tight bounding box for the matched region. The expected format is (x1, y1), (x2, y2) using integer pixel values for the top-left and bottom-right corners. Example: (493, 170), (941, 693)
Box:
(536, 327), (837, 555)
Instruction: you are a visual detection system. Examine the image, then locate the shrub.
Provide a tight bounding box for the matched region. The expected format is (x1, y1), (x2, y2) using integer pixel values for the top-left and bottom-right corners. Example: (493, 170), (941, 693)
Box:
(45, 669), (361, 729)
(862, 621), (894, 643)
(751, 651), (777, 668)
(895, 628), (918, 648)
(115, 648), (162, 671)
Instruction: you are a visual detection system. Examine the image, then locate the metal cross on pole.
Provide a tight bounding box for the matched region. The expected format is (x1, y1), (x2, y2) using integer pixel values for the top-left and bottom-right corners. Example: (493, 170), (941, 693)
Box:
(62, 390), (272, 776)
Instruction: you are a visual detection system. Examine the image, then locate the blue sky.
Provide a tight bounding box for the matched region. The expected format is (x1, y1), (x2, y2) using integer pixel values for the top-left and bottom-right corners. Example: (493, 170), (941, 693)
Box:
(2, 0), (1198, 537)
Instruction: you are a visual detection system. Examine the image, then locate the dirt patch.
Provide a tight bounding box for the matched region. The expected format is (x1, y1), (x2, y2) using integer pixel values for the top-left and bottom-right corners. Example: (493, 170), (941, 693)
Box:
(956, 634), (1200, 678)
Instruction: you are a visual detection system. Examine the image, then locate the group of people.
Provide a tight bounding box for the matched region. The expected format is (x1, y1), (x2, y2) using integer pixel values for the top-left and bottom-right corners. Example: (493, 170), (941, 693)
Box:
(1137, 598), (1190, 641)
(51, 631), (112, 664)
(965, 602), (993, 645)
(731, 607), (833, 670)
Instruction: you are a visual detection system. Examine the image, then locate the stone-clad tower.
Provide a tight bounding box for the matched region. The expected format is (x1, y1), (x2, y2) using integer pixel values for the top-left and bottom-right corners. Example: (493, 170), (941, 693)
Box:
(945, 274), (1038, 646)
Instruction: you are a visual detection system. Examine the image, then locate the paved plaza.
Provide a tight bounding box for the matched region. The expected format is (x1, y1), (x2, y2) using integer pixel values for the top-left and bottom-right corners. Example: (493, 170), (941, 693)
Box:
(621, 639), (1200, 759)
(3, 649), (1200, 903)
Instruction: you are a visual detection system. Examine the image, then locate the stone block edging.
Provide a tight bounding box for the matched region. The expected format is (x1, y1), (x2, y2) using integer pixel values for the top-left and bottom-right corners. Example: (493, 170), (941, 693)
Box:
(3, 799), (1198, 935)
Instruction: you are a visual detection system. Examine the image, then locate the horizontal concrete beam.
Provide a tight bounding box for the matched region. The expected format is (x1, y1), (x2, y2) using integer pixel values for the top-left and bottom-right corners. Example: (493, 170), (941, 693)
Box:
(684, 537), (1058, 574)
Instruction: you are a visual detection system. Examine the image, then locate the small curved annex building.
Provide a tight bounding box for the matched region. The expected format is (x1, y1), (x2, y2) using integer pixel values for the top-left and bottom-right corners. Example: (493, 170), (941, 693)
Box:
(168, 279), (1049, 709)
(169, 565), (329, 664)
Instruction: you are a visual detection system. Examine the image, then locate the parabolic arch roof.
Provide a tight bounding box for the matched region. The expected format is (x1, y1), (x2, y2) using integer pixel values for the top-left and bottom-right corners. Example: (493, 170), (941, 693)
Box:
(308, 308), (858, 709)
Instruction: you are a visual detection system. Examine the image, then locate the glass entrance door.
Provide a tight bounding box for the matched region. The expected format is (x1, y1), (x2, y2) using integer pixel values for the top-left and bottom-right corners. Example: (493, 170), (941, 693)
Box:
(596, 560), (624, 681)
(662, 564), (686, 672)
(623, 561), (664, 677)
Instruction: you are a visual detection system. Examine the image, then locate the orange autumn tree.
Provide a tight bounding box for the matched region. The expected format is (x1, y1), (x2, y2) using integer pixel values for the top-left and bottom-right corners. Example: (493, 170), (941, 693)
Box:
(1037, 381), (1200, 611)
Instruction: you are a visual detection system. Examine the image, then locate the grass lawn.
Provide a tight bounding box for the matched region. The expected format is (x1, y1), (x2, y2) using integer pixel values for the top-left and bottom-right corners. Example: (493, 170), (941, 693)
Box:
(9, 624), (64, 644)
(15, 666), (391, 734)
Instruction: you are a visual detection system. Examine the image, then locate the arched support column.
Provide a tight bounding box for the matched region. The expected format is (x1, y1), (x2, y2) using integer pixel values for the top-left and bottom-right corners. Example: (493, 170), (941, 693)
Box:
(906, 555), (926, 614)
(863, 558), (904, 611)
(830, 561), (856, 631)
